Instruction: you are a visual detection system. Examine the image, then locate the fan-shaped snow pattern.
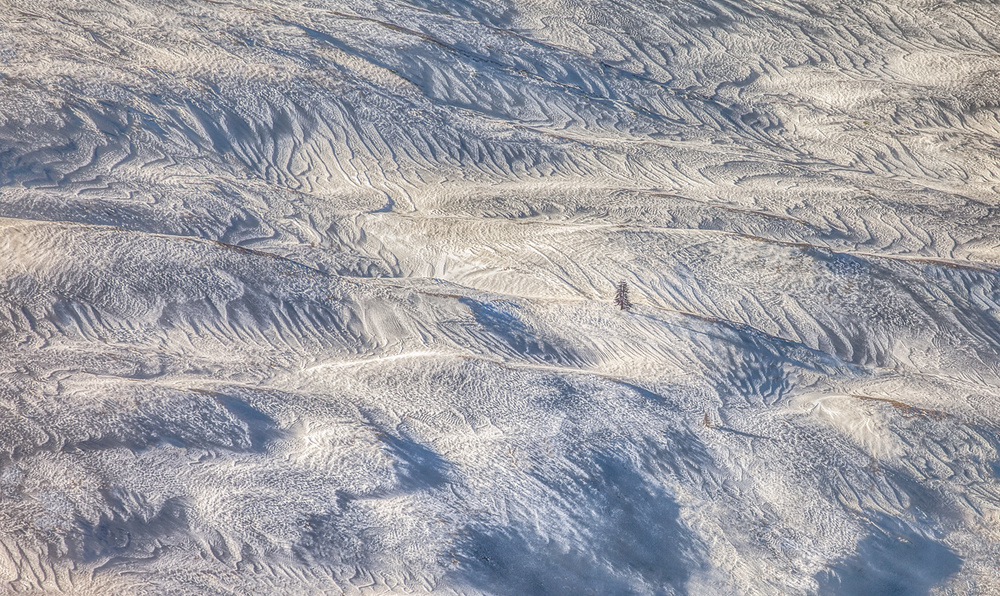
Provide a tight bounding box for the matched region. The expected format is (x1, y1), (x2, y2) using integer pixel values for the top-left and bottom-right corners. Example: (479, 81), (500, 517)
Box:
(2, 0), (1000, 593)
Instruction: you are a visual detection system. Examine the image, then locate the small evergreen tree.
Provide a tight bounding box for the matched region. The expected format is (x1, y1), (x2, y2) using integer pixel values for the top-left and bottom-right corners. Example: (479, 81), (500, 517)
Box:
(614, 281), (632, 310)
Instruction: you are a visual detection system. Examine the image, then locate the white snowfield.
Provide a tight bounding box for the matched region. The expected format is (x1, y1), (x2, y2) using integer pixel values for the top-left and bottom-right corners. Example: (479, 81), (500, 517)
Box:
(1, 0), (999, 593)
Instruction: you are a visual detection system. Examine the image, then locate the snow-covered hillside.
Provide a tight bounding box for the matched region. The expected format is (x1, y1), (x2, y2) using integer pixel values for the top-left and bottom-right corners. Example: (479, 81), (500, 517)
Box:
(2, 0), (1000, 593)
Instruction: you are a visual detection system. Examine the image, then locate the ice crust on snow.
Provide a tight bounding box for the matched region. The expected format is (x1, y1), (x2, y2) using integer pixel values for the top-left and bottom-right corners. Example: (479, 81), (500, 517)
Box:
(1, 0), (1000, 593)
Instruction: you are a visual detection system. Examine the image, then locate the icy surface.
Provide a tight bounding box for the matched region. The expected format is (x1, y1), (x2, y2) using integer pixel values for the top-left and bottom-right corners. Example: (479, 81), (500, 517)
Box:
(1, 0), (1000, 593)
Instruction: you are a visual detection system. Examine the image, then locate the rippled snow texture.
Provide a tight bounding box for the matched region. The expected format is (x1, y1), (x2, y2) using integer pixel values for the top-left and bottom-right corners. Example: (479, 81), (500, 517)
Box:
(2, 0), (1000, 594)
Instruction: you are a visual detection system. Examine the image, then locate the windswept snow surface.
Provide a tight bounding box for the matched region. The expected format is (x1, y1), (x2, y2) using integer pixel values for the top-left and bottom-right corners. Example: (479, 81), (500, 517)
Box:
(2, 0), (1000, 593)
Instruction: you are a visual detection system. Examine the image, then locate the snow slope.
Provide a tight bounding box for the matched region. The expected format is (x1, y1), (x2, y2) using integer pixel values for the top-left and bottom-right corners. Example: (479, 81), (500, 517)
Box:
(2, 0), (1000, 593)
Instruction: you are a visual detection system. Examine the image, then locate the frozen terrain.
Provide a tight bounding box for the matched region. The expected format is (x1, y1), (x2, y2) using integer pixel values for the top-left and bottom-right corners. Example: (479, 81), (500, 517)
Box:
(2, 0), (1000, 593)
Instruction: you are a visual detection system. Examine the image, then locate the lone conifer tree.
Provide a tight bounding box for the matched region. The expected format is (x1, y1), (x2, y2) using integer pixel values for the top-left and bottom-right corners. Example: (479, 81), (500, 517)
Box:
(614, 281), (632, 310)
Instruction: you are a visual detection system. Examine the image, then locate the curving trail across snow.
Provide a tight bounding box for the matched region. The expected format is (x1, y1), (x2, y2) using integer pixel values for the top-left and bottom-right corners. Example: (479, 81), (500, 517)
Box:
(2, 0), (1000, 593)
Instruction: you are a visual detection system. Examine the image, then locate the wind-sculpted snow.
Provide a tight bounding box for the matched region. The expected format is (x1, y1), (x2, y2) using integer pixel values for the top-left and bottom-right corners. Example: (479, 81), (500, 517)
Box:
(2, 0), (1000, 593)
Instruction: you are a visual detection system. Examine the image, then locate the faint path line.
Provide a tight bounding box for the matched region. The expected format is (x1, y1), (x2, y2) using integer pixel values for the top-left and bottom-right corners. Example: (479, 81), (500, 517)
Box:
(300, 350), (440, 373)
(367, 212), (1000, 273)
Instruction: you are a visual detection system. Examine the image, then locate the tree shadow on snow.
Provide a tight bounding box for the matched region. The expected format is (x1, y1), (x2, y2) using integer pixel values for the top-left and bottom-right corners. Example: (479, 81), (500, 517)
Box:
(292, 425), (454, 567)
(816, 513), (961, 596)
(460, 298), (588, 367)
(378, 431), (452, 492)
(68, 490), (191, 566)
(453, 451), (703, 596)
